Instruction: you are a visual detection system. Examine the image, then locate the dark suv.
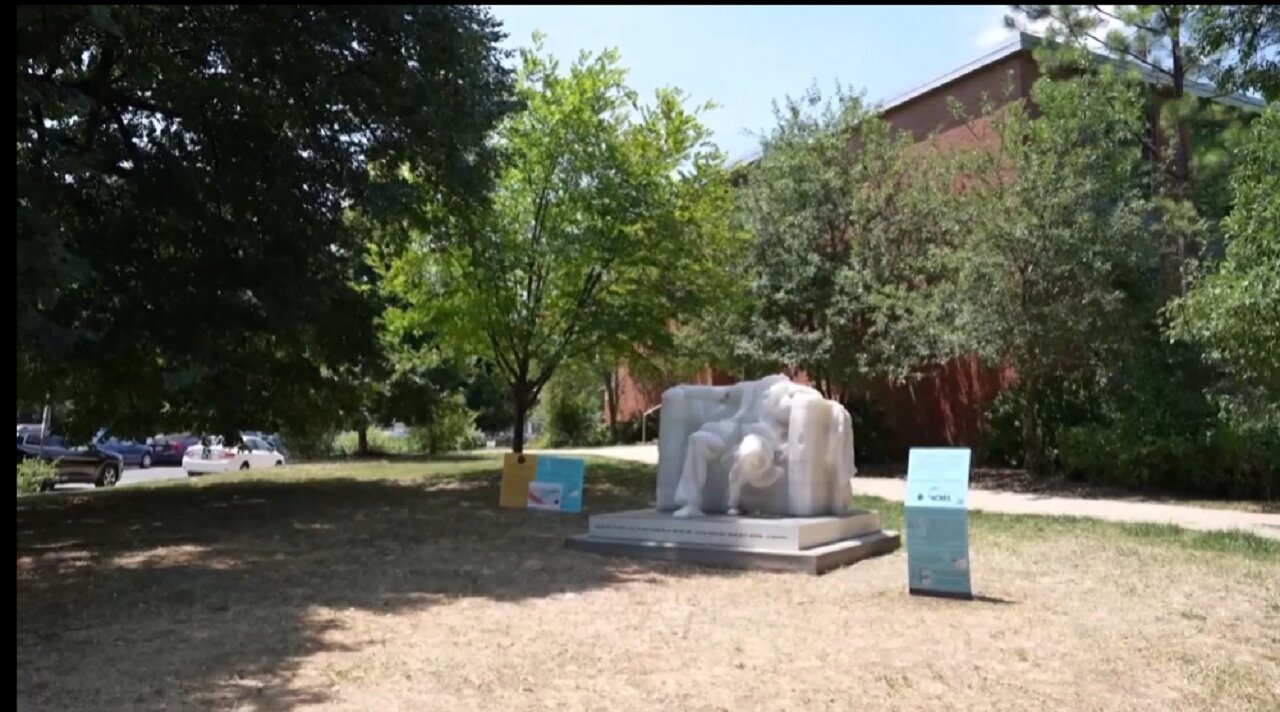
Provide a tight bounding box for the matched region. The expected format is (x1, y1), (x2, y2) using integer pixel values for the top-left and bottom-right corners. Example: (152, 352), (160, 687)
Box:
(16, 432), (126, 489)
(149, 433), (202, 466)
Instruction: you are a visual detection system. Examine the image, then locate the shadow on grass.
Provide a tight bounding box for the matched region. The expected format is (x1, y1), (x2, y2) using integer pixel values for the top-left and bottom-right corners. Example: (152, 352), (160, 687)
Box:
(291, 449), (503, 465)
(15, 459), (726, 711)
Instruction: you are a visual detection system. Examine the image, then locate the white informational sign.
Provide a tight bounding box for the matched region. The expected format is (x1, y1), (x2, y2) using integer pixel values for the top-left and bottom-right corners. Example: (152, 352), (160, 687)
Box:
(526, 481), (564, 511)
(905, 448), (973, 600)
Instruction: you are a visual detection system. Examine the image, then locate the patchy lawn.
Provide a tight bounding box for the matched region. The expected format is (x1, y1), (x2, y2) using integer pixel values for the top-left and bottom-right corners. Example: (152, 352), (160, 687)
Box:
(16, 457), (1280, 711)
(856, 462), (1280, 514)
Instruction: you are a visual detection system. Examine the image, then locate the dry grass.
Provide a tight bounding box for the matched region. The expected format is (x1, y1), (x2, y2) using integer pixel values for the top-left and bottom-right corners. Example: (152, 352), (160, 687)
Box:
(17, 457), (1280, 712)
(858, 462), (1280, 514)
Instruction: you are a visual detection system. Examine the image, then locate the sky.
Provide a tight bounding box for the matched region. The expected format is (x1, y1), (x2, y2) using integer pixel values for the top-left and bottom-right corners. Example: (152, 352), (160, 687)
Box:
(488, 5), (1040, 163)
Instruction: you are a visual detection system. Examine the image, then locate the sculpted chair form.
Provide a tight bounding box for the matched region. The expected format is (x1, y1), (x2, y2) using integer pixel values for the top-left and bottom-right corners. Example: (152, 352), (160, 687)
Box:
(657, 374), (857, 518)
(565, 373), (897, 575)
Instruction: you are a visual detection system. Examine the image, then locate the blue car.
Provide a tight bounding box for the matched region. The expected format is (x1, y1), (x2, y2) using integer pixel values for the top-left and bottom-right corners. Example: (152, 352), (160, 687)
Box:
(93, 431), (155, 469)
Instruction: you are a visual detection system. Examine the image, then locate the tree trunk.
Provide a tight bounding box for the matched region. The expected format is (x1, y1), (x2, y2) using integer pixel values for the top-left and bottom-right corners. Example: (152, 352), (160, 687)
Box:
(602, 369), (620, 443)
(1021, 375), (1043, 474)
(1167, 7), (1194, 296)
(511, 387), (528, 454)
(356, 424), (369, 456)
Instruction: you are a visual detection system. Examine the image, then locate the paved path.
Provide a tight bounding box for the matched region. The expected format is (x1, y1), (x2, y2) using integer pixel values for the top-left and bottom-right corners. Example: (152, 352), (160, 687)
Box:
(53, 466), (191, 492)
(547, 445), (1280, 540)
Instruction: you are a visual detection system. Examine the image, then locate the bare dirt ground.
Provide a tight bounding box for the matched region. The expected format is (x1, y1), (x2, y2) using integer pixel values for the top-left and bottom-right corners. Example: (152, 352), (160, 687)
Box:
(16, 458), (1280, 711)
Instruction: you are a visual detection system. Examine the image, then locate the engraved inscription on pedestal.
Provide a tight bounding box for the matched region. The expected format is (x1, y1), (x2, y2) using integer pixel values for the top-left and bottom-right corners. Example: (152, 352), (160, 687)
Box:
(587, 509), (882, 552)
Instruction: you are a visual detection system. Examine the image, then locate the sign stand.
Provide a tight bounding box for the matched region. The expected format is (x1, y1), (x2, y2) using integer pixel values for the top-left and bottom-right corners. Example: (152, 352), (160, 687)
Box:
(500, 454), (584, 513)
(904, 448), (973, 601)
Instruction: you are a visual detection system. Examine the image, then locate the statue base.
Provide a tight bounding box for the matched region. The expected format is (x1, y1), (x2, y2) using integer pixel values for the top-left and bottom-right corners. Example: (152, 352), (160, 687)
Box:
(565, 509), (900, 575)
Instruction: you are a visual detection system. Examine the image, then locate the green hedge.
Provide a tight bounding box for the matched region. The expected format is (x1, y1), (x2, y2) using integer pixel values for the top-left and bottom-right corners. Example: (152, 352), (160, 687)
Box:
(17, 459), (56, 495)
(1058, 419), (1278, 499)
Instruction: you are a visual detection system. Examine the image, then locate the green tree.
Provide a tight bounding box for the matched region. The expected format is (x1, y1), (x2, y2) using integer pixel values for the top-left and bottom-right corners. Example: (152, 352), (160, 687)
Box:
(1170, 107), (1280, 398)
(346, 361), (465, 456)
(1191, 5), (1280, 101)
(1007, 5), (1273, 293)
(735, 87), (953, 401)
(945, 70), (1158, 471)
(16, 6), (515, 437)
(381, 40), (738, 453)
(463, 360), (517, 436)
(537, 358), (605, 448)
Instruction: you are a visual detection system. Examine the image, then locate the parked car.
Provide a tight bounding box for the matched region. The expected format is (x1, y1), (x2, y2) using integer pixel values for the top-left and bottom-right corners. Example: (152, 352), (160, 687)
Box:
(150, 433), (202, 466)
(263, 434), (290, 460)
(92, 431), (154, 468)
(241, 430), (291, 460)
(16, 433), (125, 488)
(183, 435), (286, 475)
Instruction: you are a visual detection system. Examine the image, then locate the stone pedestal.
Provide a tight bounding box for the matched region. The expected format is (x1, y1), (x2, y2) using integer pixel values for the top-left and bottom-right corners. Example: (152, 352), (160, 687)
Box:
(565, 509), (900, 575)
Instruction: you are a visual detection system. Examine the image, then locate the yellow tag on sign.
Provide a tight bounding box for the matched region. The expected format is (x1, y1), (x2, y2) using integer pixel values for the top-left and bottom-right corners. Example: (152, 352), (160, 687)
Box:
(499, 453), (538, 508)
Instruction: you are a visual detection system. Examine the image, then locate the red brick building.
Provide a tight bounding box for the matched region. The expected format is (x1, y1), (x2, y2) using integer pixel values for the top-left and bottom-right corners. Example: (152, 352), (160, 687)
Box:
(611, 32), (1262, 459)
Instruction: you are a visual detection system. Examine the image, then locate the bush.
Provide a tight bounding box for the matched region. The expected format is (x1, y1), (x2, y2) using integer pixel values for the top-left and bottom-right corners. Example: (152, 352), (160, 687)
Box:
(1059, 420), (1279, 499)
(332, 428), (412, 457)
(17, 459), (56, 495)
(980, 376), (1105, 468)
(977, 339), (1279, 499)
(409, 395), (482, 454)
(843, 395), (891, 464)
(277, 426), (338, 461)
(610, 413), (658, 444)
(330, 403), (484, 457)
(1053, 343), (1278, 498)
(542, 387), (604, 448)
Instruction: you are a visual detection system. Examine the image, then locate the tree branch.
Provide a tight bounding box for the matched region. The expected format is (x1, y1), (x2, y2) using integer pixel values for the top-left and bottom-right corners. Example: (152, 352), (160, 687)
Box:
(109, 103), (144, 168)
(1090, 5), (1158, 35)
(1046, 7), (1173, 79)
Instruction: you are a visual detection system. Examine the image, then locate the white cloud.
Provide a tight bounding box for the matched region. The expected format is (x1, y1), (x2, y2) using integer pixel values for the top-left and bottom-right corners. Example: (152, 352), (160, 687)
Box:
(973, 5), (1125, 51)
(974, 24), (1017, 51)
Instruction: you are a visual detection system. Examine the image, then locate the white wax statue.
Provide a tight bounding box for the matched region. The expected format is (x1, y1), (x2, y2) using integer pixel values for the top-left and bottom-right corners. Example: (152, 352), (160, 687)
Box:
(658, 375), (857, 518)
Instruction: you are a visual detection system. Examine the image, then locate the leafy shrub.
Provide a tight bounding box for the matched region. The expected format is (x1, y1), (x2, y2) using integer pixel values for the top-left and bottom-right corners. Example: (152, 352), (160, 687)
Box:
(17, 459), (56, 495)
(409, 395), (482, 454)
(1059, 420), (1278, 499)
(538, 370), (605, 448)
(1053, 343), (1277, 498)
(331, 428), (412, 457)
(610, 413), (657, 444)
(979, 338), (1278, 499)
(979, 376), (1105, 468)
(277, 426), (338, 461)
(844, 396), (891, 464)
(543, 390), (605, 447)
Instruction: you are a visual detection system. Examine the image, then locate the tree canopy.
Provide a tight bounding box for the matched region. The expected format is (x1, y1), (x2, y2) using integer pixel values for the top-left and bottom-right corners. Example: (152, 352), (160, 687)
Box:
(1170, 107), (1280, 398)
(735, 87), (953, 400)
(943, 69), (1160, 469)
(17, 5), (515, 437)
(380, 39), (739, 452)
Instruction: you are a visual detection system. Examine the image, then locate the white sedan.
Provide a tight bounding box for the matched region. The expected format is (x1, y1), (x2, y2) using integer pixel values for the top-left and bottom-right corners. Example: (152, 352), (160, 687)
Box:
(183, 436), (286, 475)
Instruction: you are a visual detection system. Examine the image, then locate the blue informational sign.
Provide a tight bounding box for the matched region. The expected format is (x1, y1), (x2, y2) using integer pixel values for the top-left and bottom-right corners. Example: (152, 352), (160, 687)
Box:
(533, 456), (585, 513)
(905, 448), (973, 600)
